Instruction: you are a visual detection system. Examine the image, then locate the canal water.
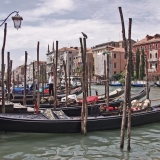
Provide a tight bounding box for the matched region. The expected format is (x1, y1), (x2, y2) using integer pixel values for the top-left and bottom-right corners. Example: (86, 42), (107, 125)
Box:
(0, 85), (160, 160)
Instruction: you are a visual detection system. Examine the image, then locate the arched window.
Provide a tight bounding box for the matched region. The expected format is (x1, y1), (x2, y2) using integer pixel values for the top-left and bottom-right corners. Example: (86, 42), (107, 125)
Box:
(150, 53), (152, 58)
(155, 53), (158, 58)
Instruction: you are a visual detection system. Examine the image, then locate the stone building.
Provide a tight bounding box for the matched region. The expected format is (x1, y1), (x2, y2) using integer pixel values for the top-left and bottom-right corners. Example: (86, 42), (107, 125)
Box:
(92, 40), (136, 79)
(132, 34), (160, 77)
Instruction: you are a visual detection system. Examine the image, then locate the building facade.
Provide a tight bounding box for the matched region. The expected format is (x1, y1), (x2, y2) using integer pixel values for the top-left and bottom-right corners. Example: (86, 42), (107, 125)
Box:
(132, 34), (160, 76)
(92, 40), (136, 78)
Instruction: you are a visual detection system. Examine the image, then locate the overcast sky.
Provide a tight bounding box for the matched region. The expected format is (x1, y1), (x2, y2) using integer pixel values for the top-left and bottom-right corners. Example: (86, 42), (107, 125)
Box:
(0, 0), (160, 69)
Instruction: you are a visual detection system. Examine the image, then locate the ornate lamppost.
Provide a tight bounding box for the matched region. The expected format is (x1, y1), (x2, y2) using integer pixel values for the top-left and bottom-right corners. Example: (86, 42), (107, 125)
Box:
(1, 11), (23, 113)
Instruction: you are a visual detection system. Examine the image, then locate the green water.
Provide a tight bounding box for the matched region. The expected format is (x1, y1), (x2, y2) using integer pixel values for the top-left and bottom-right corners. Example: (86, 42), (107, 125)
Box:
(0, 86), (160, 160)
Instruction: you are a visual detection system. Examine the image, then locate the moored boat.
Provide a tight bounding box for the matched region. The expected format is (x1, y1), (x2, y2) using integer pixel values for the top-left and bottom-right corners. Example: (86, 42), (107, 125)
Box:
(0, 104), (160, 133)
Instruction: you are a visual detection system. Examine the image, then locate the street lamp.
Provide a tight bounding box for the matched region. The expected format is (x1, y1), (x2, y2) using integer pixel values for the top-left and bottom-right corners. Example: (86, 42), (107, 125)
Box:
(1, 11), (23, 113)
(0, 11), (23, 29)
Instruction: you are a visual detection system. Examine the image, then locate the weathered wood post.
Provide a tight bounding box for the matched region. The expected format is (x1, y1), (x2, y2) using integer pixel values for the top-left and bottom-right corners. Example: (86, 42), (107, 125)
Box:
(89, 62), (92, 96)
(80, 37), (88, 135)
(63, 60), (69, 107)
(41, 64), (44, 98)
(127, 18), (132, 150)
(104, 60), (107, 98)
(53, 41), (58, 108)
(1, 23), (7, 113)
(9, 60), (12, 100)
(119, 6), (129, 149)
(23, 51), (27, 107)
(86, 63), (88, 96)
(37, 42), (40, 109)
(68, 69), (71, 94)
(145, 55), (149, 99)
(106, 53), (109, 108)
(7, 52), (10, 101)
(32, 62), (36, 99)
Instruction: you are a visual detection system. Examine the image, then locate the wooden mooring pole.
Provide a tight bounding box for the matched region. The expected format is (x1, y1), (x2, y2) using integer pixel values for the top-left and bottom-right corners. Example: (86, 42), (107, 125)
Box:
(106, 54), (109, 108)
(23, 51), (27, 107)
(54, 41), (58, 109)
(7, 52), (10, 101)
(1, 23), (7, 113)
(127, 18), (132, 150)
(89, 62), (92, 96)
(104, 60), (107, 98)
(32, 62), (36, 100)
(80, 37), (87, 135)
(37, 42), (40, 109)
(146, 55), (149, 99)
(63, 60), (69, 107)
(119, 6), (128, 149)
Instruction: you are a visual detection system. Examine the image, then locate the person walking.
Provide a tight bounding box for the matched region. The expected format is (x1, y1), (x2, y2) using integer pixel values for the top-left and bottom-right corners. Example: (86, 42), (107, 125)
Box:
(48, 72), (54, 96)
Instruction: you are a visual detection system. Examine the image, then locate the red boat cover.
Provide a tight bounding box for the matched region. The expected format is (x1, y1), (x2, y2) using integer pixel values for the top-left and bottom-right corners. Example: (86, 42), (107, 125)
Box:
(79, 96), (98, 103)
(44, 89), (49, 94)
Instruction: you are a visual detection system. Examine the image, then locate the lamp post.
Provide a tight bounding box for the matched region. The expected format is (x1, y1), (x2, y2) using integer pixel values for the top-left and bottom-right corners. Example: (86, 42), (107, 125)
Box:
(1, 11), (23, 113)
(0, 11), (23, 29)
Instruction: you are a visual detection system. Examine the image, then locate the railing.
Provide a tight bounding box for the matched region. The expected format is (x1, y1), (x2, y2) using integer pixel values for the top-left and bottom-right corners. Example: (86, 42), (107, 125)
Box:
(148, 68), (157, 72)
(148, 58), (158, 62)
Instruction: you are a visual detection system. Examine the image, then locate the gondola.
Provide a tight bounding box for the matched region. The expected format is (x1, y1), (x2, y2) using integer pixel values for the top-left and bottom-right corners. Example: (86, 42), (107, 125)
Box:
(131, 83), (146, 87)
(10, 87), (82, 105)
(25, 87), (146, 117)
(0, 104), (160, 133)
(61, 87), (124, 103)
(104, 87), (146, 107)
(155, 83), (160, 87)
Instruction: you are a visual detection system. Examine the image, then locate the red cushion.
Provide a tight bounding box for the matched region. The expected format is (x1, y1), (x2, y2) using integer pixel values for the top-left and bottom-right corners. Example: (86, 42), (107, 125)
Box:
(79, 96), (98, 103)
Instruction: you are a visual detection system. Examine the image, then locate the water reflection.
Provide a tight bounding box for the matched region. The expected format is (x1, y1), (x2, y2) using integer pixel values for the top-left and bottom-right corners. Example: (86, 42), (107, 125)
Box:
(0, 86), (160, 159)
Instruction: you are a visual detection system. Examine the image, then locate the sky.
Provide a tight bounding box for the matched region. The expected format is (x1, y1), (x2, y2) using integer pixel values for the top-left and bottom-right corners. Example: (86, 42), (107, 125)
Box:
(0, 0), (160, 69)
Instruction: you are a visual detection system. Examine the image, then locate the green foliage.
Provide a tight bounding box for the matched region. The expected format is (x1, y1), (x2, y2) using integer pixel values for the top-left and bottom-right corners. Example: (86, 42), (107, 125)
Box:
(136, 48), (140, 79)
(141, 49), (145, 80)
(130, 52), (134, 78)
(75, 66), (83, 75)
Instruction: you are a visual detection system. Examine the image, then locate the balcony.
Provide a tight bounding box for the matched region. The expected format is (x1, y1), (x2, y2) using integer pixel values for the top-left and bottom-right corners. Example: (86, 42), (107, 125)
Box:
(148, 58), (158, 62)
(148, 68), (157, 72)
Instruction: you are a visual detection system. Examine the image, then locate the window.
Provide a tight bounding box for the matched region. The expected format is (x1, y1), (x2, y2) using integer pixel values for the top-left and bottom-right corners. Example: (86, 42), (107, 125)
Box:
(155, 53), (158, 58)
(156, 63), (158, 69)
(156, 44), (158, 50)
(150, 63), (152, 69)
(150, 45), (152, 51)
(114, 71), (116, 74)
(114, 63), (116, 68)
(114, 53), (116, 58)
(150, 54), (152, 58)
(145, 46), (147, 50)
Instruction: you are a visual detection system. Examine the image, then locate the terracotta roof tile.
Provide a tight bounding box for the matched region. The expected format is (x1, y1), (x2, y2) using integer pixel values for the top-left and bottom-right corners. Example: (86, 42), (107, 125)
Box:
(59, 47), (77, 52)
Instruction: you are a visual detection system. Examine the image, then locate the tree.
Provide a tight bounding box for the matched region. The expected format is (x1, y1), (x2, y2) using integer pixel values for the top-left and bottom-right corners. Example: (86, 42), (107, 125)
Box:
(130, 51), (134, 79)
(136, 48), (140, 79)
(75, 66), (82, 76)
(140, 49), (145, 80)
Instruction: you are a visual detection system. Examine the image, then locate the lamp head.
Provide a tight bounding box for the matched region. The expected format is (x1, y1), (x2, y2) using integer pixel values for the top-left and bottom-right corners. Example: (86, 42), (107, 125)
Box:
(12, 12), (23, 30)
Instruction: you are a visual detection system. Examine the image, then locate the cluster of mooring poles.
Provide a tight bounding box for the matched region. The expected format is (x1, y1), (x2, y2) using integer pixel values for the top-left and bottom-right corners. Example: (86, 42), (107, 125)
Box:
(0, 9), (151, 150)
(118, 7), (150, 150)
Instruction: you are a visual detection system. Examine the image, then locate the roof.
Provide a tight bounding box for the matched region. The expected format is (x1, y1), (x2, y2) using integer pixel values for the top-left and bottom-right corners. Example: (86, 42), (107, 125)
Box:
(86, 48), (93, 54)
(59, 47), (77, 52)
(133, 34), (160, 46)
(112, 47), (125, 52)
